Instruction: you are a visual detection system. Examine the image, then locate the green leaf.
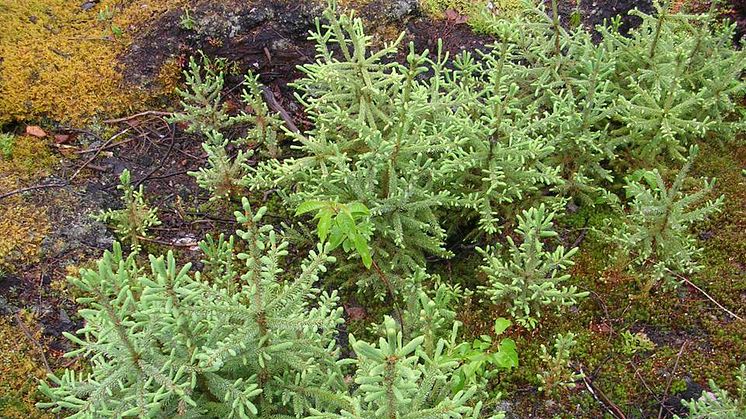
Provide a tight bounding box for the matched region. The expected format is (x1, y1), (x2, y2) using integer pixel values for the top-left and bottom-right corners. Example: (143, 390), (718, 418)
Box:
(493, 318), (512, 336)
(317, 208), (333, 242)
(328, 225), (345, 250)
(337, 211), (357, 235)
(347, 202), (370, 216)
(493, 338), (519, 369)
(296, 200), (327, 216)
(349, 231), (372, 269)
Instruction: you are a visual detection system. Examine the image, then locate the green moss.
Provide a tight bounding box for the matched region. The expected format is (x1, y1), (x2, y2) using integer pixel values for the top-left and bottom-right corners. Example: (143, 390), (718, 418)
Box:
(0, 133), (14, 159)
(476, 140), (745, 415)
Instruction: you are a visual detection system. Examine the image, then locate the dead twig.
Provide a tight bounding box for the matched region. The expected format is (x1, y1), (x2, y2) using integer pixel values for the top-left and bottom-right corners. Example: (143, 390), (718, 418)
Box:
(141, 169), (194, 182)
(0, 181), (67, 200)
(103, 111), (172, 124)
(631, 361), (675, 418)
(14, 312), (53, 375)
(669, 270), (744, 322)
(580, 366), (627, 419)
(570, 224), (590, 249)
(134, 125), (176, 188)
(74, 133), (137, 154)
(260, 86), (299, 133)
(658, 341), (688, 419)
(69, 128), (130, 180)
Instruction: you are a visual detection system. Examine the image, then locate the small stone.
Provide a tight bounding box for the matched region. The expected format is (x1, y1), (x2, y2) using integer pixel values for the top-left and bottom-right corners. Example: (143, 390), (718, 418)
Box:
(81, 1), (97, 12)
(59, 309), (72, 325)
(384, 0), (419, 21)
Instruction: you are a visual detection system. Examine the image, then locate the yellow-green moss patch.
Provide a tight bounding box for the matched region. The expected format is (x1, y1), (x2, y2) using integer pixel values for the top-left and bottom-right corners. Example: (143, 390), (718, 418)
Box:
(0, 313), (53, 419)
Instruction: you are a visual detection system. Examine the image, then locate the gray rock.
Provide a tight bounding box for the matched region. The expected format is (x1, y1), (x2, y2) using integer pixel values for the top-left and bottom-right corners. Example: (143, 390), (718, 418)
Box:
(81, 1), (97, 12)
(383, 0), (419, 21)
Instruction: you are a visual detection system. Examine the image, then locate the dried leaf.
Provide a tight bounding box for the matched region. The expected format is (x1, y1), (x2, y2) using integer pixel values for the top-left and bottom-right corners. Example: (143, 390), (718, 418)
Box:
(444, 8), (468, 24)
(26, 125), (47, 138)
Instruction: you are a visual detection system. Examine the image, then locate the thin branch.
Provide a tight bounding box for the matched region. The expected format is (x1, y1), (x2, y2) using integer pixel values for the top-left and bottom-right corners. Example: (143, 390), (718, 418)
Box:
(136, 236), (199, 247)
(260, 86), (299, 133)
(0, 181), (67, 200)
(670, 270), (744, 321)
(14, 312), (53, 375)
(142, 169), (193, 181)
(580, 366), (627, 419)
(134, 125), (176, 188)
(658, 341), (688, 419)
(69, 128), (130, 180)
(74, 134), (137, 154)
(103, 110), (173, 124)
(631, 360), (675, 418)
(570, 218), (590, 249)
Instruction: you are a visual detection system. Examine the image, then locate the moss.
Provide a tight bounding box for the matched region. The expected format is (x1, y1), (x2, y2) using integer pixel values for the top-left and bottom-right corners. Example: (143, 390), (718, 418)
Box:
(115, 0), (190, 31)
(0, 199), (50, 273)
(481, 138), (745, 415)
(0, 135), (57, 180)
(156, 55), (187, 97)
(0, 135), (55, 272)
(0, 0), (132, 124)
(0, 0), (189, 125)
(420, 0), (522, 18)
(0, 313), (53, 419)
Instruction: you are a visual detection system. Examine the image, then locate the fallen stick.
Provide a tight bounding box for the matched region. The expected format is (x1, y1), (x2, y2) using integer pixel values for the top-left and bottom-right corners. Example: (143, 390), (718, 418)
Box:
(137, 236), (199, 247)
(14, 312), (53, 375)
(69, 128), (130, 180)
(669, 270), (744, 322)
(74, 133), (137, 154)
(658, 341), (688, 419)
(580, 366), (627, 419)
(134, 128), (176, 188)
(0, 181), (66, 201)
(260, 86), (300, 134)
(103, 110), (172, 124)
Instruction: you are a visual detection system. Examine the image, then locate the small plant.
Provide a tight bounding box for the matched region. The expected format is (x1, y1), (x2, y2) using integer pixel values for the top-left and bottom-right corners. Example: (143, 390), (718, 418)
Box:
(96, 6), (123, 39)
(41, 198), (345, 417)
(239, 72), (284, 158)
(449, 317), (519, 394)
(296, 200), (374, 269)
(401, 278), (464, 351)
(96, 6), (114, 22)
(309, 315), (498, 418)
(168, 54), (234, 135)
(613, 146), (724, 296)
(179, 8), (196, 31)
(537, 332), (584, 396)
(478, 204), (588, 329)
(189, 131), (251, 202)
(169, 54), (284, 157)
(93, 169), (160, 249)
(677, 364), (746, 419)
(620, 330), (656, 355)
